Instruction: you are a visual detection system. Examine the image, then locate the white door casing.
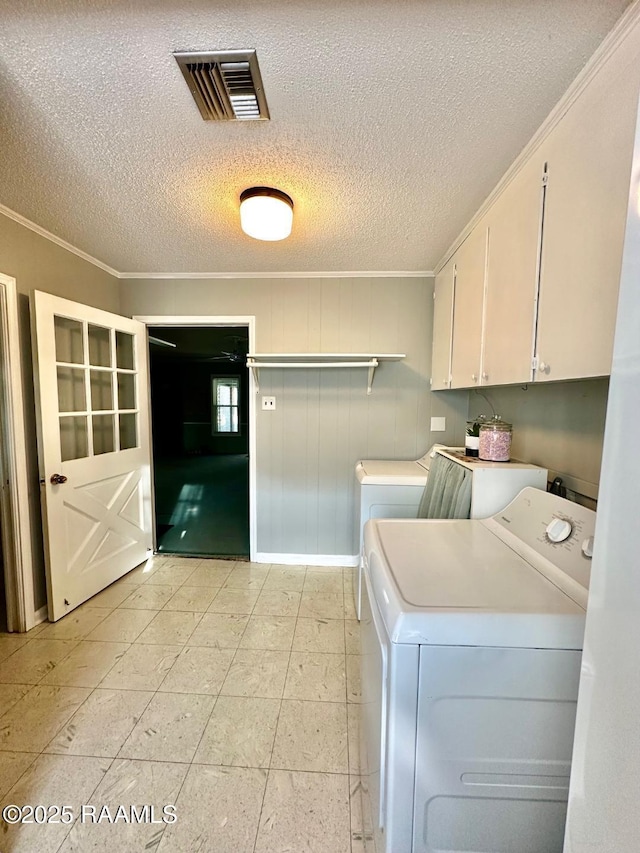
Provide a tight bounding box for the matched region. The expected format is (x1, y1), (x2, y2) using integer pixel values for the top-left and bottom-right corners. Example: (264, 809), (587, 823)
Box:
(0, 273), (34, 631)
(32, 291), (152, 622)
(135, 315), (257, 562)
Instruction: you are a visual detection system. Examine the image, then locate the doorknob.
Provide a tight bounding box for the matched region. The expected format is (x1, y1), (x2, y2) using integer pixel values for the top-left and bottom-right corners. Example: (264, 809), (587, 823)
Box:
(50, 473), (68, 485)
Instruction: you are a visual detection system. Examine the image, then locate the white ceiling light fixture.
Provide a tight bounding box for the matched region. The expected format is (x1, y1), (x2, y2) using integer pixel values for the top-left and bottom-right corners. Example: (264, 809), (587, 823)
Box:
(239, 187), (294, 241)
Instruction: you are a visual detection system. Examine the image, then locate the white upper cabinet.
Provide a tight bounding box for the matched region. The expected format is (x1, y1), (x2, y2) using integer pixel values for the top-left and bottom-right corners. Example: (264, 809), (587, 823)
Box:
(431, 17), (640, 389)
(450, 225), (488, 389)
(482, 156), (545, 386)
(431, 255), (456, 390)
(534, 47), (640, 383)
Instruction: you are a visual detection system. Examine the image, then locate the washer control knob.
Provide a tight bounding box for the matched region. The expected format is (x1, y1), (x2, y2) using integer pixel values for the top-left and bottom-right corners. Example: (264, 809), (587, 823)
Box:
(581, 536), (594, 559)
(546, 517), (573, 543)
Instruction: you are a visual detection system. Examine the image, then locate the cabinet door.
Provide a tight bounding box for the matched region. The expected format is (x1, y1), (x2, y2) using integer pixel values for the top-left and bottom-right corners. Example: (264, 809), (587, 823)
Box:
(482, 157), (544, 386)
(450, 225), (487, 389)
(534, 54), (640, 382)
(431, 255), (455, 390)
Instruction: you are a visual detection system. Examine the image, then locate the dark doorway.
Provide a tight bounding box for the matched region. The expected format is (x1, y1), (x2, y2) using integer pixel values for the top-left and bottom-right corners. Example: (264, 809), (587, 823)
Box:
(148, 326), (250, 558)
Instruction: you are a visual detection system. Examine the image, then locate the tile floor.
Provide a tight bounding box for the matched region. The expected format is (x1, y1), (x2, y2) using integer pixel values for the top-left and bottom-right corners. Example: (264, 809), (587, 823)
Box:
(0, 556), (365, 852)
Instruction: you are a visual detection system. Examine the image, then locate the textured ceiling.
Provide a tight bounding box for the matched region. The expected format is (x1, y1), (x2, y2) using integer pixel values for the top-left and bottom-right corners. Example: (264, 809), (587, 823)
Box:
(0, 0), (632, 274)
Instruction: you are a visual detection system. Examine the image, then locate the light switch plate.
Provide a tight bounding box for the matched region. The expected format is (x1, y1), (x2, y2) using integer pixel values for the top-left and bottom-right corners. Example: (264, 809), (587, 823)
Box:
(430, 416), (446, 431)
(262, 396), (276, 411)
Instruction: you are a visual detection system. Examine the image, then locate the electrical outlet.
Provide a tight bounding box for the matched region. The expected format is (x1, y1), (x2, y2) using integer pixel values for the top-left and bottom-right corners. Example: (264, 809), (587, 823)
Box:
(430, 416), (446, 432)
(262, 396), (276, 411)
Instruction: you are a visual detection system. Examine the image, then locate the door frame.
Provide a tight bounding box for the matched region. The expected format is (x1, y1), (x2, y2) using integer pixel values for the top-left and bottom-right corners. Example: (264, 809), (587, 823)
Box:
(135, 315), (257, 561)
(0, 273), (35, 631)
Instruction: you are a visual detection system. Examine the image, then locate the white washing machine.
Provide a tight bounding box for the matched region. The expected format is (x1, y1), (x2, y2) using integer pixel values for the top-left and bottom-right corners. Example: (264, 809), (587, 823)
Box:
(354, 447), (548, 619)
(360, 487), (596, 853)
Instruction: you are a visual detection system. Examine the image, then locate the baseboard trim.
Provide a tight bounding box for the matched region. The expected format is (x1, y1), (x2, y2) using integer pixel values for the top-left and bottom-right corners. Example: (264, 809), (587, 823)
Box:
(254, 552), (358, 567)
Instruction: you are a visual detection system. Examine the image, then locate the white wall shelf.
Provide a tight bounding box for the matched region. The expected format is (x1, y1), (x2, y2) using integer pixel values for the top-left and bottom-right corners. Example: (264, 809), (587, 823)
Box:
(246, 353), (405, 394)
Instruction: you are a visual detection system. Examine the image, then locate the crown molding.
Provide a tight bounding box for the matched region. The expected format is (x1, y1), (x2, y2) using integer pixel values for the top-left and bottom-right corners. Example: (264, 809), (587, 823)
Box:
(434, 0), (640, 273)
(0, 203), (120, 278)
(119, 270), (434, 280)
(1, 205), (432, 280)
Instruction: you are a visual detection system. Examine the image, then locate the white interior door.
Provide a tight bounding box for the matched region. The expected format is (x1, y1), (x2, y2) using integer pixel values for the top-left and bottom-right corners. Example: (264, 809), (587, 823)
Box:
(31, 291), (152, 622)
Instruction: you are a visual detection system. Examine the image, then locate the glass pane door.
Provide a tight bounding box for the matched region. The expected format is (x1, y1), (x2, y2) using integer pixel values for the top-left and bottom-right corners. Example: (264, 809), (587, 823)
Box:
(54, 317), (139, 459)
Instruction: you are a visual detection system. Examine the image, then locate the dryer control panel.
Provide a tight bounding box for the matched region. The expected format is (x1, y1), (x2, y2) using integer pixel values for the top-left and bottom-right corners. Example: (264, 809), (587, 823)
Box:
(489, 487), (597, 595)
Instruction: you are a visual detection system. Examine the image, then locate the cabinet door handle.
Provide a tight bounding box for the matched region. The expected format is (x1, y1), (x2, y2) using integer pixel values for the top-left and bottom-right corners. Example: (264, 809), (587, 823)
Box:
(539, 361), (548, 372)
(471, 373), (477, 382)
(482, 372), (489, 381)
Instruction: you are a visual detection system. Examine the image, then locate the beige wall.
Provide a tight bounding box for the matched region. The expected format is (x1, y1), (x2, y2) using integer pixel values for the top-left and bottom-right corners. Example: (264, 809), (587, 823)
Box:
(0, 212), (120, 610)
(0, 207), (609, 610)
(120, 275), (468, 558)
(0, 215), (120, 309)
(0, 204), (611, 608)
(467, 378), (609, 506)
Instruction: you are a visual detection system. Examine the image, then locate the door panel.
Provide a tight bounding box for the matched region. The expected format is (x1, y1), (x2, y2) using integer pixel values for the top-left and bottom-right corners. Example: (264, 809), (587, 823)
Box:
(482, 157), (544, 386)
(534, 51), (639, 382)
(450, 224), (487, 389)
(32, 291), (152, 621)
(431, 256), (455, 390)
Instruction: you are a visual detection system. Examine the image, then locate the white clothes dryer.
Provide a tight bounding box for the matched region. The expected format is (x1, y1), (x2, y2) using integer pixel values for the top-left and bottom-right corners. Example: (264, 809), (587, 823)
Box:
(360, 487), (596, 853)
(354, 446), (446, 619)
(354, 447), (548, 618)
(355, 448), (441, 548)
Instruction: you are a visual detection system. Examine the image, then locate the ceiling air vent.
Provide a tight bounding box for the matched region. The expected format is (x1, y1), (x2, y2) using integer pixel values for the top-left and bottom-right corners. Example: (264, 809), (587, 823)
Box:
(174, 50), (270, 121)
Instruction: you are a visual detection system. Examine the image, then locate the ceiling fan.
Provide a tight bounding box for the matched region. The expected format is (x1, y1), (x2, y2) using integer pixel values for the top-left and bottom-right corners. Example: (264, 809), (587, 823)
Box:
(205, 334), (249, 363)
(206, 350), (246, 363)
(149, 332), (249, 362)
